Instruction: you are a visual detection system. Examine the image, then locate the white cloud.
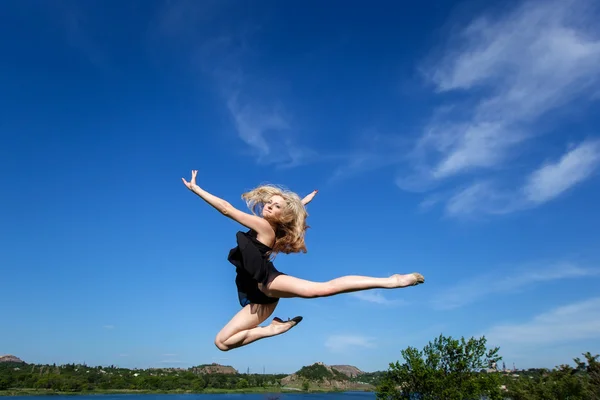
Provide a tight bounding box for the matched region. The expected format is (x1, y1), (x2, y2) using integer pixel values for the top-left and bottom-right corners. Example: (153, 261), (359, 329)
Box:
(431, 263), (600, 310)
(444, 181), (520, 217)
(349, 290), (409, 306)
(155, 3), (317, 169)
(443, 140), (600, 217)
(226, 94), (287, 160)
(325, 335), (376, 352)
(162, 353), (177, 357)
(226, 93), (317, 168)
(485, 297), (600, 346)
(402, 0), (600, 216)
(523, 140), (600, 204)
(102, 325), (115, 330)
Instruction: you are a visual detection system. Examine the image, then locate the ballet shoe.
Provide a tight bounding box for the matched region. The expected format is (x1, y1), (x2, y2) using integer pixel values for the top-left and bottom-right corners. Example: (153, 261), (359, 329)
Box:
(273, 316), (303, 326)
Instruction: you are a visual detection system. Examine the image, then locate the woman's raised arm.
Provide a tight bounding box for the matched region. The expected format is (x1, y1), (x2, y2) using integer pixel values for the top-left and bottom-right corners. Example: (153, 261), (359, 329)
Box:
(301, 189), (318, 206)
(182, 170), (274, 239)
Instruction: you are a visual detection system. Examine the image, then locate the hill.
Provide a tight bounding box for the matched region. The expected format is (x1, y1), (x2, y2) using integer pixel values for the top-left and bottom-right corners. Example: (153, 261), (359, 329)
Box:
(281, 362), (372, 391)
(192, 363), (237, 375)
(330, 365), (364, 377)
(0, 355), (25, 364)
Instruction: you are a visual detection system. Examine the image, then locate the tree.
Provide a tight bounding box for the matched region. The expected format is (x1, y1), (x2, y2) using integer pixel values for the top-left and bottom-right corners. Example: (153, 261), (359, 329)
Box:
(0, 376), (12, 390)
(506, 364), (589, 400)
(301, 379), (310, 391)
(236, 378), (249, 389)
(376, 334), (504, 400)
(191, 377), (206, 392)
(575, 352), (600, 400)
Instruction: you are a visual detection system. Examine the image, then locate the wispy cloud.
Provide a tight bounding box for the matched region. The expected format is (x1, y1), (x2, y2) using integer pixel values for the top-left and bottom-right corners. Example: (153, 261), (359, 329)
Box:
(485, 297), (600, 346)
(162, 353), (177, 357)
(444, 140), (600, 217)
(431, 263), (600, 310)
(400, 0), (600, 217)
(226, 93), (319, 168)
(523, 140), (600, 204)
(102, 325), (115, 330)
(155, 2), (316, 168)
(327, 131), (414, 183)
(325, 334), (377, 353)
(349, 290), (409, 306)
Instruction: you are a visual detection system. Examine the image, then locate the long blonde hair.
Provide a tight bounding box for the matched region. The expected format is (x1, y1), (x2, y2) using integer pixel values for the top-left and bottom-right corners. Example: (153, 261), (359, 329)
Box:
(241, 184), (308, 256)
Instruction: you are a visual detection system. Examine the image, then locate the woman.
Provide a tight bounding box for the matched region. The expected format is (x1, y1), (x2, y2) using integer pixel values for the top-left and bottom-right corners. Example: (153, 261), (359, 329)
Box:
(182, 170), (425, 351)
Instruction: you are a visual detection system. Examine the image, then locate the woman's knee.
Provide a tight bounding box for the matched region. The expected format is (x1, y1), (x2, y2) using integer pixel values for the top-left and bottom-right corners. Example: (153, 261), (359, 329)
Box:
(214, 334), (230, 352)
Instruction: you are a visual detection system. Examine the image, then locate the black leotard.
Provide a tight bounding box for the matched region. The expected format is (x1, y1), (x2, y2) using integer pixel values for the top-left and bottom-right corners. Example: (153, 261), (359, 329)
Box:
(227, 230), (284, 307)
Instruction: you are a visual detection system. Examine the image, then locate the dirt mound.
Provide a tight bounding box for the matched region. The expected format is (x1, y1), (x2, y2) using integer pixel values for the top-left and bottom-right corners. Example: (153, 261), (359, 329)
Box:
(0, 355), (25, 364)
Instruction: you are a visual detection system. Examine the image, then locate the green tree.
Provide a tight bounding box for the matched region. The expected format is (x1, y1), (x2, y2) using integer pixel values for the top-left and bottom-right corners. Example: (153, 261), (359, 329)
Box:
(377, 334), (503, 400)
(504, 352), (599, 400)
(506, 365), (587, 400)
(0, 372), (15, 391)
(301, 379), (310, 391)
(191, 377), (206, 392)
(236, 378), (249, 389)
(0, 376), (11, 390)
(575, 351), (600, 400)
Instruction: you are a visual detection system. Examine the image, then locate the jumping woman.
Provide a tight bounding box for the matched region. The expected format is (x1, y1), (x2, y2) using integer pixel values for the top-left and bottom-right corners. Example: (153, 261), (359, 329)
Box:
(182, 170), (425, 351)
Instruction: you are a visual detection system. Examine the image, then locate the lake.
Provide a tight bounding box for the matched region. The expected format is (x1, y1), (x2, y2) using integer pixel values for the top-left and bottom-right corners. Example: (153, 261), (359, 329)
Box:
(3, 393), (377, 400)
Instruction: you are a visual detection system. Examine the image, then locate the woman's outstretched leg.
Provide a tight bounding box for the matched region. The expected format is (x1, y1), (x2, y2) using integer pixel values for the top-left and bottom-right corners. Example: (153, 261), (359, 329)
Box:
(214, 301), (301, 351)
(263, 273), (424, 299)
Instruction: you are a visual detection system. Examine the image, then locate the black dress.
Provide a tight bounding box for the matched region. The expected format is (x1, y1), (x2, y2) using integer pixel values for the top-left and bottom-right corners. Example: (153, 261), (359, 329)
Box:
(227, 230), (285, 307)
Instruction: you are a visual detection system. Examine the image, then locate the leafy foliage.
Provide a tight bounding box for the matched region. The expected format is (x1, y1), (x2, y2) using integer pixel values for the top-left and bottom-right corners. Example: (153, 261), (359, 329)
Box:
(377, 333), (600, 400)
(504, 352), (600, 400)
(376, 334), (503, 400)
(349, 371), (386, 386)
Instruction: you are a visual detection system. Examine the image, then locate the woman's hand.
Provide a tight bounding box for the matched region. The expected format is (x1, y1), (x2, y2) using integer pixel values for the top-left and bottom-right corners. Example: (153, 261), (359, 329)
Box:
(301, 189), (318, 206)
(181, 170), (198, 191)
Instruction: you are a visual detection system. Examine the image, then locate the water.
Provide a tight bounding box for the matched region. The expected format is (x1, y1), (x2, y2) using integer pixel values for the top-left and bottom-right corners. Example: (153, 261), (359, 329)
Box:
(4, 393), (376, 400)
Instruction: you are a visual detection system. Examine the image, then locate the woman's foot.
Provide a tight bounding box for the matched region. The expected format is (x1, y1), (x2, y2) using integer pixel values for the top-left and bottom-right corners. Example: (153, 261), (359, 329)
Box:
(269, 316), (303, 335)
(391, 273), (425, 288)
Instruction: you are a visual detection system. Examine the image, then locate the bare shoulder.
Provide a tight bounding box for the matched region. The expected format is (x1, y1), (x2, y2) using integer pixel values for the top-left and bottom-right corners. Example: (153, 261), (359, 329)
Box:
(222, 203), (274, 239)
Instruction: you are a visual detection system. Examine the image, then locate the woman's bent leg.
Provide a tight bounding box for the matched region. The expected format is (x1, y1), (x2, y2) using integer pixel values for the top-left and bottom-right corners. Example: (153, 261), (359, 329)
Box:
(214, 302), (301, 351)
(263, 273), (424, 299)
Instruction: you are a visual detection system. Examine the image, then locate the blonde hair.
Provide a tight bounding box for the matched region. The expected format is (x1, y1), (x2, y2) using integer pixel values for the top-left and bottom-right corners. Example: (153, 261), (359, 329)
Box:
(241, 184), (308, 256)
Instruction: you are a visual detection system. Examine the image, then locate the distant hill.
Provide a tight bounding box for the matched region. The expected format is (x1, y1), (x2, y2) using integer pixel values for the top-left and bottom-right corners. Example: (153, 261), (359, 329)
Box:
(0, 355), (25, 364)
(281, 362), (372, 391)
(192, 363), (237, 374)
(331, 365), (364, 377)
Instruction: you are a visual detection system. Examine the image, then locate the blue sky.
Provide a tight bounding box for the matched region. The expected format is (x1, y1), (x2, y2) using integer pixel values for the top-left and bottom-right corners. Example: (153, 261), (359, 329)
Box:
(2, 0), (600, 374)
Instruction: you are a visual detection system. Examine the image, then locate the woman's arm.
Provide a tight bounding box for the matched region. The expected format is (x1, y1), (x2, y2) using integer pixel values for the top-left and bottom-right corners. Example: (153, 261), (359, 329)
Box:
(301, 189), (318, 206)
(182, 170), (274, 237)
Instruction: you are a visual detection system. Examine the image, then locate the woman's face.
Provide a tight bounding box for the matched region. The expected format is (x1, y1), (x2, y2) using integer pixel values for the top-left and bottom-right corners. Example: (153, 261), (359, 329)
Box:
(263, 195), (285, 219)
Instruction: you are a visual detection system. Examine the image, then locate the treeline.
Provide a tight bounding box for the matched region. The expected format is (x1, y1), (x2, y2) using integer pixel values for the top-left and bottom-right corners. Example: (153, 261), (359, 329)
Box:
(376, 334), (600, 400)
(0, 363), (287, 392)
(349, 371), (386, 385)
(503, 354), (600, 400)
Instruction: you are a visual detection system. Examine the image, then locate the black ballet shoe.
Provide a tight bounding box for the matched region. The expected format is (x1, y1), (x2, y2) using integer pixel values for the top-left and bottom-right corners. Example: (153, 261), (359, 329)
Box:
(273, 316), (303, 325)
